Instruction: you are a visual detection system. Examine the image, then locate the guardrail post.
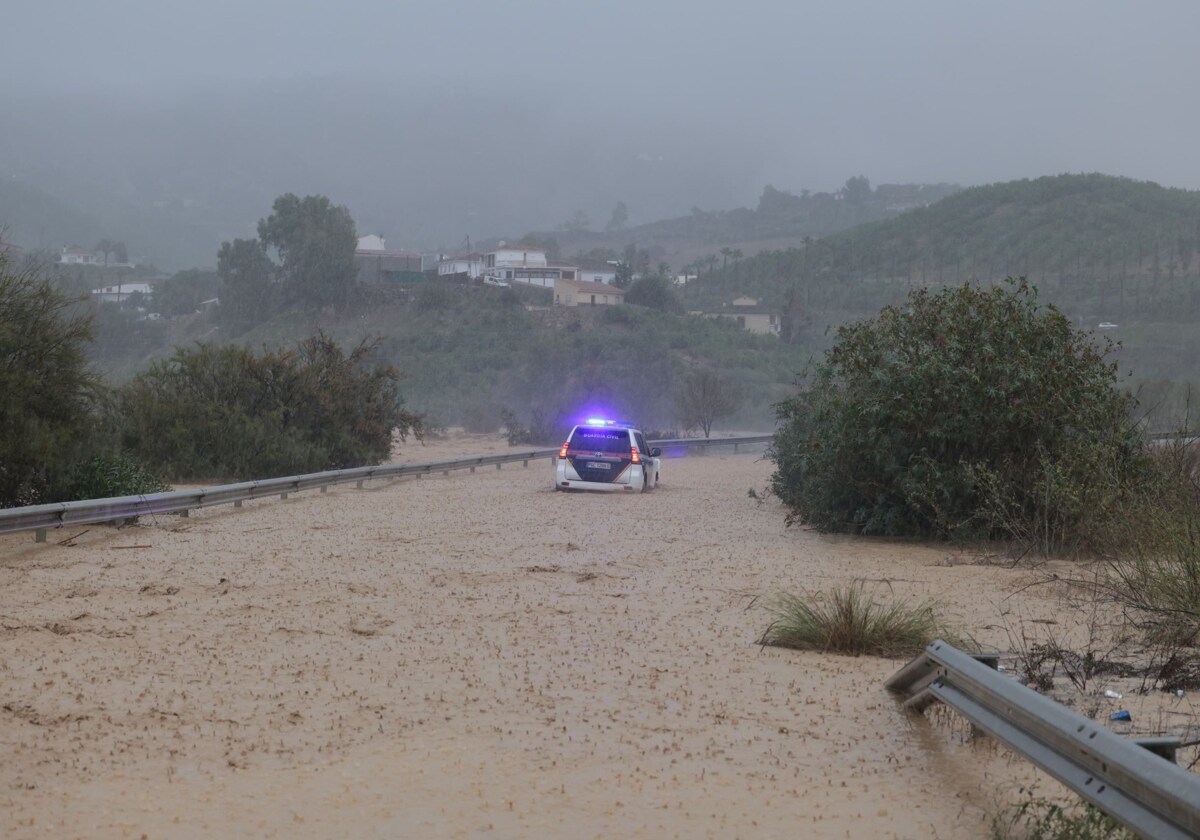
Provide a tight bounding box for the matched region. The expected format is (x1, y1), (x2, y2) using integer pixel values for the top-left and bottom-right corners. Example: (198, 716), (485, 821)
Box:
(179, 509), (189, 518)
(280, 492), (288, 500)
(496, 463), (502, 470)
(356, 480), (364, 489)
(1137, 737), (1181, 764)
(470, 466), (475, 473)
(234, 500), (242, 508)
(320, 485), (328, 493)
(35, 528), (46, 543)
(523, 459), (528, 468)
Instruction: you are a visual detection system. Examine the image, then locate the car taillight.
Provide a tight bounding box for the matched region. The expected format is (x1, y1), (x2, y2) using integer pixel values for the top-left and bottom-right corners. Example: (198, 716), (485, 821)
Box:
(630, 445), (640, 464)
(559, 441), (570, 459)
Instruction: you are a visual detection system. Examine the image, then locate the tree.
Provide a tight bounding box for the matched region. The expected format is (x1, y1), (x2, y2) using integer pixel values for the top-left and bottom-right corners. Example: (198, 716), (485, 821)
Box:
(769, 280), (1143, 547)
(95, 239), (115, 267)
(93, 239), (128, 267)
(676, 369), (738, 438)
(842, 175), (871, 206)
(730, 248), (744, 278)
(606, 201), (629, 233)
(614, 242), (637, 289)
(257, 193), (357, 310)
(217, 238), (273, 332)
(563, 210), (591, 233)
(0, 253), (102, 505)
(625, 274), (681, 312)
(153, 269), (221, 317)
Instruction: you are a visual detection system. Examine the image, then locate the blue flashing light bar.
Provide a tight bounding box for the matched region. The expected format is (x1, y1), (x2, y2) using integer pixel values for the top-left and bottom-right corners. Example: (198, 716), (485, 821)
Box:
(584, 418), (635, 428)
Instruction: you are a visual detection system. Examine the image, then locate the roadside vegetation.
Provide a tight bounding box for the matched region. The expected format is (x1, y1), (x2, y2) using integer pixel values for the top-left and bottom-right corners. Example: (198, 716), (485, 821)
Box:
(757, 584), (956, 658)
(990, 787), (1134, 840)
(119, 333), (421, 481)
(769, 279), (1144, 550)
(0, 241), (421, 504)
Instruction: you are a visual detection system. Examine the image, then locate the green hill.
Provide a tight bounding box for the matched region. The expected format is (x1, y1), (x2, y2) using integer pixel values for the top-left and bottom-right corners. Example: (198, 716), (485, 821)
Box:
(695, 174), (1200, 317)
(689, 174), (1200, 394)
(538, 180), (961, 272)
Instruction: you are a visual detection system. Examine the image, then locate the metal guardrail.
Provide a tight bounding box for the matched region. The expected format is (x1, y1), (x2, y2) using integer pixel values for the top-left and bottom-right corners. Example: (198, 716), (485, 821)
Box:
(0, 434), (772, 541)
(887, 640), (1200, 839)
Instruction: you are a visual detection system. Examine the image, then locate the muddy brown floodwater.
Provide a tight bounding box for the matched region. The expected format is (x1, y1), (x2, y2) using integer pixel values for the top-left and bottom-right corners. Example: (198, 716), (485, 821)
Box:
(2, 434), (1091, 838)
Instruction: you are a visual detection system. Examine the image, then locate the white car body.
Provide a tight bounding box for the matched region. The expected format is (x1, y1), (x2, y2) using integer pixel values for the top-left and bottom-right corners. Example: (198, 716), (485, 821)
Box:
(554, 421), (661, 492)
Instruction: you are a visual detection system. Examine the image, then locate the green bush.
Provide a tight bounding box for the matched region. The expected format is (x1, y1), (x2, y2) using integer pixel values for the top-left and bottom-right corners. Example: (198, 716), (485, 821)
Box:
(769, 280), (1144, 547)
(119, 332), (421, 480)
(64, 454), (170, 500)
(0, 254), (104, 507)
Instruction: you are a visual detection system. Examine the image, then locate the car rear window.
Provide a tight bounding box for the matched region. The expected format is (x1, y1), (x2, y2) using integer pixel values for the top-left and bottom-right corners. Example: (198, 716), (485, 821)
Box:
(569, 428), (631, 454)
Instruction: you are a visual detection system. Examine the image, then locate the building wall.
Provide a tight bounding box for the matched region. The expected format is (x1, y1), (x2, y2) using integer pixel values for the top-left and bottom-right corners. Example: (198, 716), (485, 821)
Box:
(579, 269), (616, 284)
(554, 280), (624, 306)
(714, 311), (780, 336)
(438, 258), (482, 278)
(356, 252), (423, 284)
(487, 248), (547, 268)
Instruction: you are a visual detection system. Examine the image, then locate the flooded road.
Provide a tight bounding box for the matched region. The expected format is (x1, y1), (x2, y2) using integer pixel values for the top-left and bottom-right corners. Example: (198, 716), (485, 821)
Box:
(1, 437), (1066, 838)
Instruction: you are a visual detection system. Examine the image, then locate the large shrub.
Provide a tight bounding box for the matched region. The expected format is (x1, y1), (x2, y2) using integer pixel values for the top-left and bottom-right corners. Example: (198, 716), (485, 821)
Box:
(769, 279), (1144, 547)
(0, 254), (103, 506)
(119, 332), (421, 480)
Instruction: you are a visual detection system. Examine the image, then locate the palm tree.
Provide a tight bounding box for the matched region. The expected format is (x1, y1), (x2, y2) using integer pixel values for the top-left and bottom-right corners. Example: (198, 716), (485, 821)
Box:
(731, 249), (744, 279)
(720, 247), (732, 271)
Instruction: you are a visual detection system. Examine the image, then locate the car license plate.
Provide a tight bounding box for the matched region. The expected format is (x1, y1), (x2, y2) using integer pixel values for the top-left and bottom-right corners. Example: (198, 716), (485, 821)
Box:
(587, 461), (611, 470)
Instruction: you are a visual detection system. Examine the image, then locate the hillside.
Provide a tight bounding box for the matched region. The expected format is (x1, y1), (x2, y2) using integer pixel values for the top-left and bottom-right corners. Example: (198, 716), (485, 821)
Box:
(535, 180), (961, 273)
(85, 285), (806, 434)
(694, 174), (1200, 313)
(0, 178), (105, 253)
(685, 175), (1200, 387)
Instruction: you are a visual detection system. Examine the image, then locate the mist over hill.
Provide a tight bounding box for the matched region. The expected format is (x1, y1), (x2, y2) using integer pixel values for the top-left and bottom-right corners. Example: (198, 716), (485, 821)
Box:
(0, 80), (765, 269)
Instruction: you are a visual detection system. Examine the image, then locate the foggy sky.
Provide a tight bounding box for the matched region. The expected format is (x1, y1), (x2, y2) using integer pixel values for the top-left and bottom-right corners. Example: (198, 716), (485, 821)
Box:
(3, 1), (1199, 265)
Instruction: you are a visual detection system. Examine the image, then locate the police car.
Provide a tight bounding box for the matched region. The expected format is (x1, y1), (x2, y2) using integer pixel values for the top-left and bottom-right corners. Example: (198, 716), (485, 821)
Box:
(554, 419), (661, 492)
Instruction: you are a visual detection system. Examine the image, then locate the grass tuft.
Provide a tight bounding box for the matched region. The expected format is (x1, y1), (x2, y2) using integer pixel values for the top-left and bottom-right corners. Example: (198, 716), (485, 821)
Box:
(991, 787), (1133, 840)
(757, 583), (956, 658)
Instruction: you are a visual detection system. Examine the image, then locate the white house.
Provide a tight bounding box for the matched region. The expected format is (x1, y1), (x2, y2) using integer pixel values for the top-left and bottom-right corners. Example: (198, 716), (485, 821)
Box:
(60, 247), (103, 265)
(91, 281), (155, 304)
(577, 259), (618, 285)
(437, 254), (484, 280)
(706, 296), (781, 337)
(485, 246), (548, 268)
(357, 234), (387, 251)
(482, 247), (561, 287)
